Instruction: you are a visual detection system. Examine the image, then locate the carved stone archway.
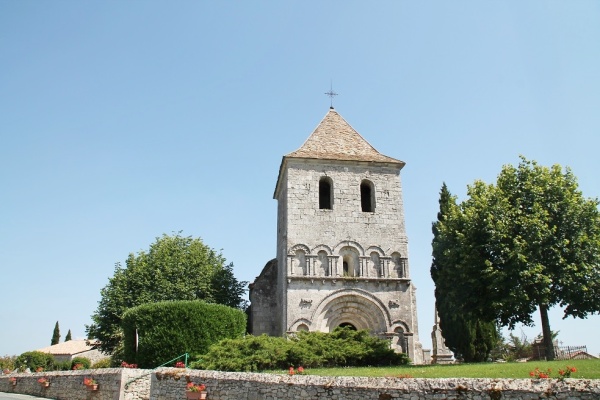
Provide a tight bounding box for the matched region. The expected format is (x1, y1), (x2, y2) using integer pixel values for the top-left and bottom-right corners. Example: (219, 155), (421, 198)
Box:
(310, 289), (390, 334)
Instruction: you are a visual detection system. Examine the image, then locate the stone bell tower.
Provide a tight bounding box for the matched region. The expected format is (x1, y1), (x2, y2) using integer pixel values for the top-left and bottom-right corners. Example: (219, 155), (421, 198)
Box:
(250, 107), (423, 363)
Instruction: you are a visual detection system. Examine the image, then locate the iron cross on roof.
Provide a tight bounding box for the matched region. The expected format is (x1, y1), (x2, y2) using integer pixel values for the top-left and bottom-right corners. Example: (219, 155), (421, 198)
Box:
(324, 83), (338, 109)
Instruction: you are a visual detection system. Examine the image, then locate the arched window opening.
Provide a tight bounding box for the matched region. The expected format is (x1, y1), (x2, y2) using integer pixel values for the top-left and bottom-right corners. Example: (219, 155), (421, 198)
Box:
(361, 180), (375, 212)
(394, 327), (408, 354)
(340, 246), (360, 277)
(391, 252), (404, 278)
(297, 324), (309, 332)
(318, 250), (329, 276)
(338, 322), (357, 331)
(295, 250), (307, 276)
(370, 252), (381, 277)
(319, 177), (333, 210)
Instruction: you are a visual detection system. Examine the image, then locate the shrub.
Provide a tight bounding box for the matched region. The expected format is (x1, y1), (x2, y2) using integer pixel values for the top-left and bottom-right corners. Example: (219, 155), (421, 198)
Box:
(122, 300), (246, 369)
(192, 326), (409, 372)
(193, 334), (288, 371)
(91, 358), (112, 369)
(71, 357), (91, 370)
(0, 355), (17, 371)
(56, 360), (72, 371)
(15, 351), (56, 372)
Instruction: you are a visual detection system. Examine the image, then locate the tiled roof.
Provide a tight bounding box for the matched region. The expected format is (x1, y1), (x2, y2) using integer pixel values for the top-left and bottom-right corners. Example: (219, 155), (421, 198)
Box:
(36, 340), (99, 356)
(285, 108), (404, 165)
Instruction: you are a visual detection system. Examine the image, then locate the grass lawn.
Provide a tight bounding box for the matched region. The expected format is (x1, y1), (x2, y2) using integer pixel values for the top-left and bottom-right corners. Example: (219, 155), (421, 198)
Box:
(281, 359), (600, 379)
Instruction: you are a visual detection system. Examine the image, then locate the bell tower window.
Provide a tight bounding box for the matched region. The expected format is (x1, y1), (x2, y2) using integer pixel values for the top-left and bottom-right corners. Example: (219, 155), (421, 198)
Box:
(319, 177), (333, 210)
(343, 261), (350, 276)
(361, 180), (375, 212)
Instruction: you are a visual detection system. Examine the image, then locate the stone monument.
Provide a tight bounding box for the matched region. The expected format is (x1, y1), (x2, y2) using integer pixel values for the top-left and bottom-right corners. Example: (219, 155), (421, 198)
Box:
(431, 308), (454, 364)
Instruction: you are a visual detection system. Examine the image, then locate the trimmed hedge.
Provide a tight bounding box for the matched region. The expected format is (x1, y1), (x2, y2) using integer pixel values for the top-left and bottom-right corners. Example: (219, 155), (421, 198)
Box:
(192, 327), (409, 371)
(122, 300), (246, 368)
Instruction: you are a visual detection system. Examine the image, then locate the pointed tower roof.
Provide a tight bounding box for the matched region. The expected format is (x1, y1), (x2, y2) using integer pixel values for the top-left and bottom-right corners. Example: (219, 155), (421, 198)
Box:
(285, 108), (404, 165)
(274, 108), (404, 198)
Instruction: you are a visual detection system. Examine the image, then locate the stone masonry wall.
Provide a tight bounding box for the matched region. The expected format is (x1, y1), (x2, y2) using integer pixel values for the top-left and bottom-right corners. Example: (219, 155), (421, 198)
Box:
(0, 368), (150, 400)
(249, 258), (279, 336)
(151, 369), (600, 400)
(3, 368), (599, 400)
(283, 160), (407, 253)
(273, 159), (422, 362)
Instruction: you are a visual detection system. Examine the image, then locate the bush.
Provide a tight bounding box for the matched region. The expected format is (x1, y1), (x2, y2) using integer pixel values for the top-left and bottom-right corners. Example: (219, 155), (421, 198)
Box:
(193, 334), (288, 371)
(122, 300), (246, 369)
(71, 357), (91, 370)
(55, 360), (72, 371)
(91, 358), (112, 369)
(192, 326), (409, 372)
(0, 355), (17, 371)
(15, 351), (56, 372)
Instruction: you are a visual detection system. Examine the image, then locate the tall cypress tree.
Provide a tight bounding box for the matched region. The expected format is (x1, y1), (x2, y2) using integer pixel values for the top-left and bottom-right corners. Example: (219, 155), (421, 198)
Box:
(51, 321), (60, 345)
(431, 183), (498, 362)
(65, 329), (72, 342)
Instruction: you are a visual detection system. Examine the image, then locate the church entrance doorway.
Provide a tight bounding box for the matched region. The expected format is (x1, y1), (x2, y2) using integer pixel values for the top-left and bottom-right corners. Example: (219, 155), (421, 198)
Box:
(338, 322), (357, 330)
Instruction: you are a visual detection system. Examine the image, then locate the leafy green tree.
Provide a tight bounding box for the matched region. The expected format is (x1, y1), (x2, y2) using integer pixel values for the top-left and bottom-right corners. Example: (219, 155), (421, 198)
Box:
(51, 321), (60, 345)
(86, 232), (248, 355)
(431, 183), (498, 362)
(65, 329), (72, 342)
(433, 157), (600, 360)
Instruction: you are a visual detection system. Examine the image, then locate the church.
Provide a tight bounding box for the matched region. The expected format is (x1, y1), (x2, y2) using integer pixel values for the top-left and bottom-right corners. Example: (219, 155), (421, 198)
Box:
(249, 107), (424, 364)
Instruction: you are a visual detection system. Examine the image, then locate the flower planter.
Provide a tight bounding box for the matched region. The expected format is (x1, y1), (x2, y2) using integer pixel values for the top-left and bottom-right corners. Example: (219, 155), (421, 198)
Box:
(42, 382), (50, 388)
(87, 384), (99, 391)
(186, 392), (207, 400)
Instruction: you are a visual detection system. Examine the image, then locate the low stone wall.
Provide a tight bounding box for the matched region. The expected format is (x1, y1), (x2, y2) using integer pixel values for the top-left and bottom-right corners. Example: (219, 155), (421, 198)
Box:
(151, 369), (600, 400)
(0, 368), (150, 400)
(2, 368), (599, 400)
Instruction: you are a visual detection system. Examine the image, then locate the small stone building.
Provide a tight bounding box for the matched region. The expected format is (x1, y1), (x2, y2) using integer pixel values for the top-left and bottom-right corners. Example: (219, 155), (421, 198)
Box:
(250, 108), (424, 363)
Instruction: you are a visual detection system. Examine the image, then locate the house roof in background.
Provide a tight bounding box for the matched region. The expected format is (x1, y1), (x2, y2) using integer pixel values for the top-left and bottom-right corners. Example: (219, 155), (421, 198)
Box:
(36, 340), (99, 356)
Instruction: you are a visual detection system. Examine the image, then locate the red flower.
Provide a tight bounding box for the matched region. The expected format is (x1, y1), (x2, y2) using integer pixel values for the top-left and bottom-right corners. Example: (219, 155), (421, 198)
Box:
(288, 367), (295, 375)
(186, 382), (206, 392)
(297, 366), (304, 374)
(529, 367), (551, 379)
(83, 377), (97, 386)
(120, 361), (138, 369)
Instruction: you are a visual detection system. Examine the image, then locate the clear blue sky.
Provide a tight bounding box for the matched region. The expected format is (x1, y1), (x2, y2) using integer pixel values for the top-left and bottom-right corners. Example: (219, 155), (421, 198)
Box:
(1, 1), (599, 358)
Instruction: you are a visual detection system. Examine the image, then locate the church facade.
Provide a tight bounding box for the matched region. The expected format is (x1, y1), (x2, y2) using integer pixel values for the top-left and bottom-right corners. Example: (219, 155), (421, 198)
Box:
(250, 108), (424, 364)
